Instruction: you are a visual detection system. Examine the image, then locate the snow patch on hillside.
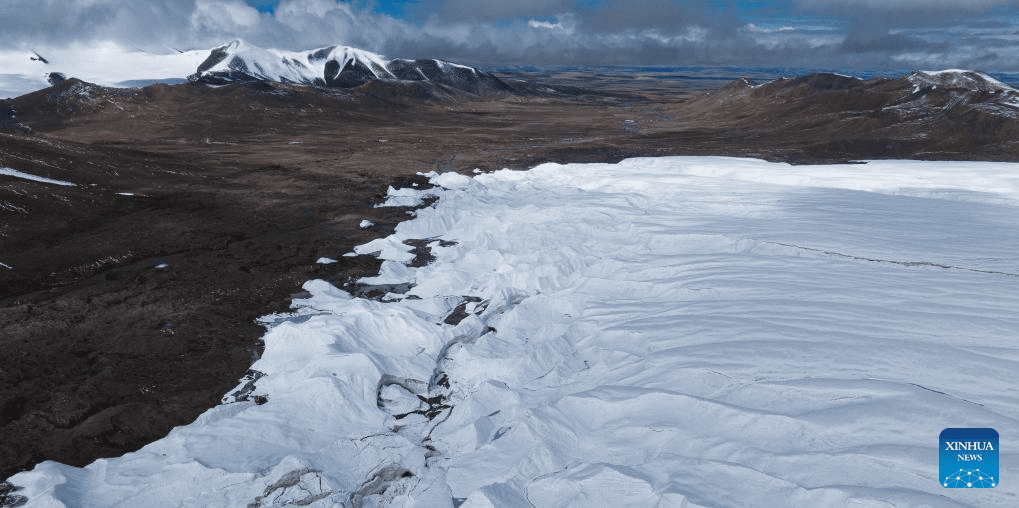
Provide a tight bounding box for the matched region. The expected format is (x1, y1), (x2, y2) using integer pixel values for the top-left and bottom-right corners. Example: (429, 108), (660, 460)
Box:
(0, 167), (75, 186)
(913, 69), (1017, 93)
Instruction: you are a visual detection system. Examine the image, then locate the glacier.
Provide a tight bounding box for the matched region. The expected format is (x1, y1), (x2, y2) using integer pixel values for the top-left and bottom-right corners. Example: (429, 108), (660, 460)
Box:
(6, 156), (1019, 507)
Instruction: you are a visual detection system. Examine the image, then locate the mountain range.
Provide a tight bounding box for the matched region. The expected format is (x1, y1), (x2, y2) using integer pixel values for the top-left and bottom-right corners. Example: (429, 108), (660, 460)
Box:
(666, 68), (1019, 161)
(189, 40), (513, 95)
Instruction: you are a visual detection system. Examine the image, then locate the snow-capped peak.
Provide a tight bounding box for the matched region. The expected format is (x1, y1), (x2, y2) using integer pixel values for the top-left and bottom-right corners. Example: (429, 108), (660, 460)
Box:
(188, 40), (512, 94)
(191, 39), (395, 86)
(910, 69), (1015, 93)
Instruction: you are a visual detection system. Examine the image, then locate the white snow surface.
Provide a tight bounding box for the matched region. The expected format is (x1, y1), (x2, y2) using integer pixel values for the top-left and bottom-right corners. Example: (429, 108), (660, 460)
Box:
(922, 69), (1012, 87)
(375, 185), (432, 208)
(0, 42), (207, 98)
(428, 171), (473, 190)
(10, 156), (1019, 507)
(0, 167), (75, 186)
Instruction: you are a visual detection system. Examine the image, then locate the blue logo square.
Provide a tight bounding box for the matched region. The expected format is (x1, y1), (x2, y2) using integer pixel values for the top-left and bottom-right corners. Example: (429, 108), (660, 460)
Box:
(940, 428), (998, 488)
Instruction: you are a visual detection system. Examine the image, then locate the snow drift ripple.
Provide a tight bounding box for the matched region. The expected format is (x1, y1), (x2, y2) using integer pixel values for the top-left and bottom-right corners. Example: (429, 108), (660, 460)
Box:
(8, 156), (1019, 507)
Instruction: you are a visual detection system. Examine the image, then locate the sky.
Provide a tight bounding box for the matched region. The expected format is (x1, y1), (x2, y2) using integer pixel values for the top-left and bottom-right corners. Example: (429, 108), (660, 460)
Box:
(2, 0), (1019, 71)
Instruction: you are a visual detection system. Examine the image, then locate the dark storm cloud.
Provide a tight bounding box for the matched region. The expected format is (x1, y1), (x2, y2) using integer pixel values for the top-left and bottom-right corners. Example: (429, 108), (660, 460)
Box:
(797, 0), (1019, 69)
(578, 0), (702, 32)
(839, 33), (949, 55)
(2, 0), (1019, 71)
(386, 0), (1019, 70)
(795, 0), (1019, 35)
(796, 0), (1016, 12)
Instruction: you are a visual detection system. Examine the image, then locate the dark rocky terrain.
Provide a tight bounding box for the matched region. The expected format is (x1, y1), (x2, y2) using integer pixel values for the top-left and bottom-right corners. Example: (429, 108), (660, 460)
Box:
(3, 66), (1019, 483)
(668, 70), (1019, 162)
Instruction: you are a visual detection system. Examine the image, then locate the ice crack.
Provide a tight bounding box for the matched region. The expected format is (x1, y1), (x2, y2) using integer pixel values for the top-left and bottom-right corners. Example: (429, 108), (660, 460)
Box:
(766, 241), (1019, 277)
(246, 468), (334, 508)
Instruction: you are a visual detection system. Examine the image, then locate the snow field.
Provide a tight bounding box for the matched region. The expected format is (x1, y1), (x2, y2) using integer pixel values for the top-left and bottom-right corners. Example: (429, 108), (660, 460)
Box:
(0, 43), (208, 98)
(9, 156), (1019, 507)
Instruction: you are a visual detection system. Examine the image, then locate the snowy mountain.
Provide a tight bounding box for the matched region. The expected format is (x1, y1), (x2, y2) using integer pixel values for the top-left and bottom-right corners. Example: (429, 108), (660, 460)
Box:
(909, 69), (1016, 94)
(708, 68), (1019, 109)
(189, 40), (514, 94)
(0, 41), (513, 99)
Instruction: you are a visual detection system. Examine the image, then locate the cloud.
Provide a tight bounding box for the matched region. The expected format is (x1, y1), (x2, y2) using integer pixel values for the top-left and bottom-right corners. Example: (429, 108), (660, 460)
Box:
(839, 32), (949, 54)
(0, 1), (206, 50)
(435, 0), (575, 22)
(276, 0), (348, 19)
(1, 0), (1018, 72)
(576, 0), (703, 33)
(191, 0), (262, 32)
(746, 24), (797, 33)
(0, 0), (118, 46)
(528, 19), (564, 30)
(797, 0), (1015, 10)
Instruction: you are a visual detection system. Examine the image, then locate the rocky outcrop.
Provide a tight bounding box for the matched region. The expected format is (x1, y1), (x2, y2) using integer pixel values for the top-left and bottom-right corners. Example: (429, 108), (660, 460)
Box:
(0, 100), (30, 134)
